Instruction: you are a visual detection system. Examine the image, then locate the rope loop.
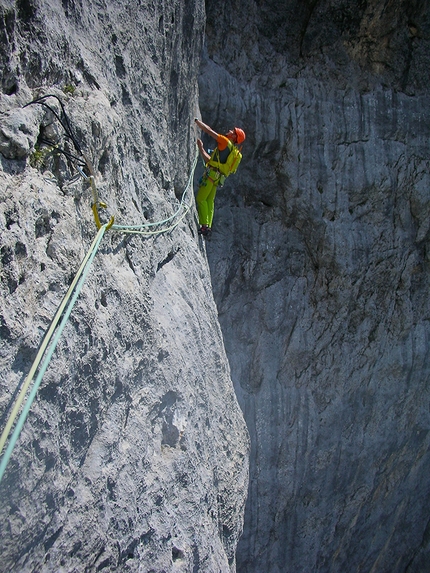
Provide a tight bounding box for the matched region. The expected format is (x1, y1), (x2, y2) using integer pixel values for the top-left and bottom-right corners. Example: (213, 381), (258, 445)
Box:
(0, 138), (199, 483)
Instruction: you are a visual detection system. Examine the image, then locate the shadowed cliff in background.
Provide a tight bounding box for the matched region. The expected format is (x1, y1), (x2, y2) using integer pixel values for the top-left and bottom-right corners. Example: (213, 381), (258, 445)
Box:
(0, 1), (249, 571)
(201, 0), (430, 571)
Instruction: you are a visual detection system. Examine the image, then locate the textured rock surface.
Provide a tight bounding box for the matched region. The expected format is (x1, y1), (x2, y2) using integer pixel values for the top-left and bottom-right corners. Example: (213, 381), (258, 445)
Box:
(201, 1), (430, 572)
(0, 1), (249, 572)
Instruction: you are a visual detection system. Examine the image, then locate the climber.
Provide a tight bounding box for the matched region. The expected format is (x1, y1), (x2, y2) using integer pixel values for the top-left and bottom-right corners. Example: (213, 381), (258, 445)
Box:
(194, 118), (245, 238)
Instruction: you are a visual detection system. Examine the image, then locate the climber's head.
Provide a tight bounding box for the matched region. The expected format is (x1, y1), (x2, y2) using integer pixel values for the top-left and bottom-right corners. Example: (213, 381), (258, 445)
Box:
(234, 127), (246, 144)
(227, 127), (246, 144)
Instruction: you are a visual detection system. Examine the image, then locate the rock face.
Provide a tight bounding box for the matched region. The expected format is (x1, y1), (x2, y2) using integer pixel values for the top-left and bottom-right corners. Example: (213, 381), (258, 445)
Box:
(0, 1), (249, 572)
(201, 1), (430, 572)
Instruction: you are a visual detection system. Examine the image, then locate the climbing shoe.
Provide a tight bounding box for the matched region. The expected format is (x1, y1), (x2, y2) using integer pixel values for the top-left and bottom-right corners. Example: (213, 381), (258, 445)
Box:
(198, 225), (212, 239)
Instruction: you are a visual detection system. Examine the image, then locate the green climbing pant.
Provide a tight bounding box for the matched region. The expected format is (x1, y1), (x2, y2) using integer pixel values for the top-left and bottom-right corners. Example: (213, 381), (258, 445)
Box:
(196, 169), (221, 227)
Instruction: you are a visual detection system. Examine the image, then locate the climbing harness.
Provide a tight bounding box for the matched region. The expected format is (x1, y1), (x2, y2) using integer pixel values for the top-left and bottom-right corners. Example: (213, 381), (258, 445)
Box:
(208, 141), (243, 177)
(0, 96), (200, 483)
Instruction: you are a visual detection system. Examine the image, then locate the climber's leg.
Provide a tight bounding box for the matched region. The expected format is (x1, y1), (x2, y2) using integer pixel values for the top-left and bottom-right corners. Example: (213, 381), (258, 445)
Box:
(196, 174), (217, 226)
(207, 184), (218, 228)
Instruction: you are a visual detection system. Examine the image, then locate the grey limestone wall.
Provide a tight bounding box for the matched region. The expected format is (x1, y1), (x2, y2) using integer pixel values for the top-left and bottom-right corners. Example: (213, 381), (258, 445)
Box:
(201, 1), (430, 572)
(0, 1), (249, 571)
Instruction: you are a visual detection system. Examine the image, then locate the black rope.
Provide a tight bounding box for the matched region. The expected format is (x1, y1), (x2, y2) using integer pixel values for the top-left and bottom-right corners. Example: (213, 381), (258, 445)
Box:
(37, 137), (87, 169)
(23, 94), (82, 155)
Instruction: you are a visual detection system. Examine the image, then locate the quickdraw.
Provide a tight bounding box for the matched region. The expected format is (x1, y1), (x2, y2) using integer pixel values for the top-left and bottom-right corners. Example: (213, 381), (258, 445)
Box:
(25, 95), (115, 231)
(89, 175), (115, 230)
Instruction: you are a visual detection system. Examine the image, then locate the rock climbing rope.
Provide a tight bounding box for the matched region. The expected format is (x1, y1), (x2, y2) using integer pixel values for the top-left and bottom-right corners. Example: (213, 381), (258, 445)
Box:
(0, 223), (108, 482)
(110, 148), (198, 235)
(0, 96), (200, 483)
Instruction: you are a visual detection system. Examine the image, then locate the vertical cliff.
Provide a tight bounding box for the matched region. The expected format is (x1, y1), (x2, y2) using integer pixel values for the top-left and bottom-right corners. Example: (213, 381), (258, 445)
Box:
(201, 0), (430, 572)
(0, 1), (249, 571)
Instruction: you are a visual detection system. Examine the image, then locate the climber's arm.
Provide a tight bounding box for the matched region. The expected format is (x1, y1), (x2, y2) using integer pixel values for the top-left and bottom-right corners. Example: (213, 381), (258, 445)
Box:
(197, 138), (211, 164)
(194, 118), (219, 141)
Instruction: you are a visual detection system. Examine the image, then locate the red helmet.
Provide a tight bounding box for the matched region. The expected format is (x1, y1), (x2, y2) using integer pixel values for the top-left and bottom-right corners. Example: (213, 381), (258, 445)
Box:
(234, 127), (246, 144)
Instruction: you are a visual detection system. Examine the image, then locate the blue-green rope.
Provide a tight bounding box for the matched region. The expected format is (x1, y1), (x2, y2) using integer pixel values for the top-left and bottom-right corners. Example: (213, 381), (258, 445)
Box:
(111, 148), (198, 235)
(0, 224), (108, 482)
(0, 148), (199, 483)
